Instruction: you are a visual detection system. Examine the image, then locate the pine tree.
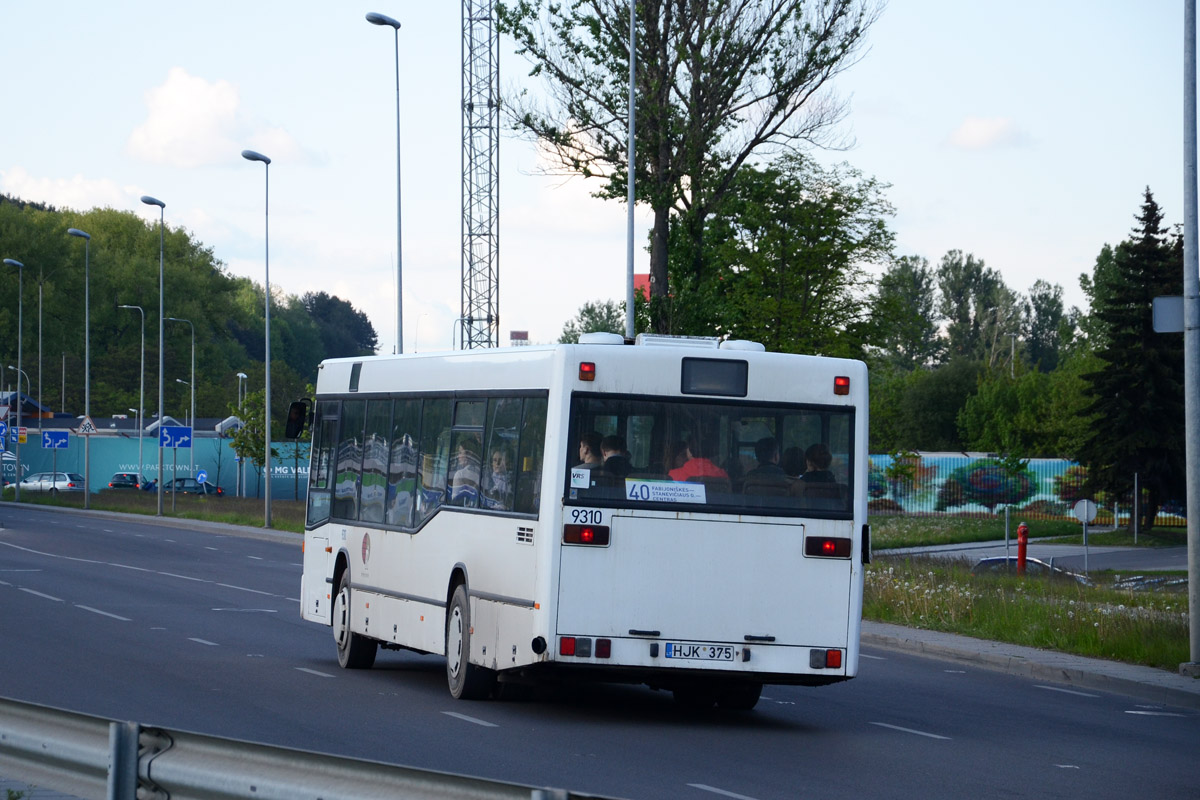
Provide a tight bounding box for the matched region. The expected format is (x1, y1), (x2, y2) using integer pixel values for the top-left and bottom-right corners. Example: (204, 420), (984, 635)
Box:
(1076, 188), (1184, 529)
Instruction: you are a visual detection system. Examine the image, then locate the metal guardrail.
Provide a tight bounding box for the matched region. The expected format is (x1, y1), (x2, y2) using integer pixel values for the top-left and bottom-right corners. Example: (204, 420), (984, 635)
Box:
(0, 696), (607, 800)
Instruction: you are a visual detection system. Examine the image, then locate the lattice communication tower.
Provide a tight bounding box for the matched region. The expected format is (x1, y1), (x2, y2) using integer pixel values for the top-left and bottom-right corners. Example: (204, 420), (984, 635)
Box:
(461, 0), (499, 348)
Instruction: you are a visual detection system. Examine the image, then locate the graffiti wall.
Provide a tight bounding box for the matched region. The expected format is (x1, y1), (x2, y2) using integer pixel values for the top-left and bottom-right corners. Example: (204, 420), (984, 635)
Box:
(867, 452), (1184, 525)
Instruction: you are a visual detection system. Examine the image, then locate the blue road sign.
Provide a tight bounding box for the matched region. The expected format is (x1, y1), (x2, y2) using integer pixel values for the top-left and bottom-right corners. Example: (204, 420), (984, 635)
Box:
(159, 425), (193, 449)
(0, 422), (6, 452)
(196, 469), (208, 485)
(42, 430), (69, 449)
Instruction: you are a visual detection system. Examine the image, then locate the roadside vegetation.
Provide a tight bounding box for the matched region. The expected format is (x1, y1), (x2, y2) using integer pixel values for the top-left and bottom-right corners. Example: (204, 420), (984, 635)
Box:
(865, 556), (1189, 671)
(870, 514), (1088, 549)
(3, 491), (305, 534)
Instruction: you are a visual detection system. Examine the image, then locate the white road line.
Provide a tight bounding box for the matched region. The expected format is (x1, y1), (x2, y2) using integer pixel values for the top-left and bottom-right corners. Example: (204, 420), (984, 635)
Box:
(870, 722), (951, 740)
(442, 711), (498, 728)
(1054, 765), (1080, 769)
(247, 556), (263, 560)
(1125, 710), (1187, 717)
(110, 563), (154, 572)
(216, 583), (274, 596)
(188, 638), (219, 646)
(19, 588), (63, 602)
(943, 669), (966, 674)
(295, 667), (336, 678)
(687, 784), (761, 800)
(206, 547), (219, 551)
(859, 653), (886, 660)
(76, 605), (131, 622)
(1034, 685), (1100, 698)
(159, 572), (207, 582)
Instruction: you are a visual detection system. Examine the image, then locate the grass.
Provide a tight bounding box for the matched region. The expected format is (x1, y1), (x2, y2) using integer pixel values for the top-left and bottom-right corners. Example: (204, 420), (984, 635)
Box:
(2, 490), (306, 533)
(870, 515), (1087, 549)
(865, 555), (1190, 670)
(1042, 528), (1187, 548)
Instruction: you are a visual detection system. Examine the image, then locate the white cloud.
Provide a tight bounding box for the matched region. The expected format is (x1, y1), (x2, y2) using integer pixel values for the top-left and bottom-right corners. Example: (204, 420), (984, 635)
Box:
(0, 167), (135, 212)
(127, 68), (302, 168)
(947, 116), (1029, 150)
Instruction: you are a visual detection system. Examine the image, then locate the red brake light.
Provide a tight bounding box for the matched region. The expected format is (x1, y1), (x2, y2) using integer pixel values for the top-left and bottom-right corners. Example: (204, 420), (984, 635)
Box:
(559, 636), (576, 656)
(826, 649), (842, 669)
(834, 376), (850, 395)
(579, 362), (596, 381)
(595, 638), (611, 658)
(805, 536), (852, 558)
(563, 524), (610, 545)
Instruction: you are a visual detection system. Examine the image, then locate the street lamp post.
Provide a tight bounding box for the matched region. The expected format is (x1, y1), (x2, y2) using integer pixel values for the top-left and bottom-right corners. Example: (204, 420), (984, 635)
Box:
(175, 379), (191, 426)
(35, 263), (63, 435)
(117, 305), (145, 482)
(241, 149), (272, 527)
(166, 317), (195, 476)
(3, 259), (24, 499)
(236, 371), (247, 497)
(366, 11), (404, 354)
(66, 228), (91, 509)
(140, 195), (166, 515)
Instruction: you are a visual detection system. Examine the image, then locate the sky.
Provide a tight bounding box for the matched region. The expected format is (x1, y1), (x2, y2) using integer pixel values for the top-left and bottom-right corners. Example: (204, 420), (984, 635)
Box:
(0, 1), (1189, 355)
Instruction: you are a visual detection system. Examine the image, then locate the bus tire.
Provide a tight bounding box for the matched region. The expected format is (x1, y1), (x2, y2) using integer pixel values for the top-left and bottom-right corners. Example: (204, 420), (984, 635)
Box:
(717, 682), (762, 711)
(672, 684), (717, 710)
(446, 585), (494, 700)
(334, 571), (377, 669)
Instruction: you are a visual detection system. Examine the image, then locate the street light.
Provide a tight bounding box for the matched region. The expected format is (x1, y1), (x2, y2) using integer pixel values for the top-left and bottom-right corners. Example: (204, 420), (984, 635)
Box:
(236, 371), (248, 498)
(241, 149), (273, 527)
(34, 262), (63, 434)
(3, 259), (24, 500)
(117, 305), (145, 483)
(166, 317), (195, 476)
(366, 11), (404, 354)
(6, 365), (31, 485)
(66, 228), (92, 509)
(140, 195), (166, 515)
(175, 379), (191, 427)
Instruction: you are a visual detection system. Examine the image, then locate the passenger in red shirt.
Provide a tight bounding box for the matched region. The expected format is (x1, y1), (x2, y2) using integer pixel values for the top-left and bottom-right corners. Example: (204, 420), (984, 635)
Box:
(668, 441), (728, 482)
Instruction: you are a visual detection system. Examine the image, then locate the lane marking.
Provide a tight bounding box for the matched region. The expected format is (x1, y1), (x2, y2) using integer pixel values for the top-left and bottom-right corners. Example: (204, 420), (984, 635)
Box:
(296, 667), (336, 678)
(110, 563), (154, 572)
(188, 638), (219, 646)
(76, 605), (131, 622)
(442, 711), (498, 728)
(1034, 685), (1100, 698)
(0, 541), (105, 565)
(217, 583), (274, 596)
(247, 556), (263, 561)
(206, 547), (220, 551)
(212, 608), (277, 613)
(687, 784), (761, 800)
(1125, 710), (1187, 717)
(943, 669), (966, 674)
(870, 722), (951, 740)
(159, 572), (207, 582)
(859, 653), (886, 660)
(1054, 765), (1080, 769)
(19, 588), (63, 602)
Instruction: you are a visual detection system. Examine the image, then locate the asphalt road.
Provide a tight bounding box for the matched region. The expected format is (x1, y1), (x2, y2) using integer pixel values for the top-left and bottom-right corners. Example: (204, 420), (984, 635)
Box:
(1, 506), (1196, 800)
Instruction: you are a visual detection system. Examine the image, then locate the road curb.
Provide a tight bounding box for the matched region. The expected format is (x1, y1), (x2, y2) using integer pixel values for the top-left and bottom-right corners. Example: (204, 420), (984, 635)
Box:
(862, 623), (1200, 711)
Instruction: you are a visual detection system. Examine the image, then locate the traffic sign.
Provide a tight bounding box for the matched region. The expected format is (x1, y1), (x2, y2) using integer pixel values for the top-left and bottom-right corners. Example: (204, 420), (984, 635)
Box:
(159, 425), (193, 449)
(196, 469), (209, 485)
(11, 427), (26, 445)
(76, 415), (98, 435)
(42, 430), (69, 449)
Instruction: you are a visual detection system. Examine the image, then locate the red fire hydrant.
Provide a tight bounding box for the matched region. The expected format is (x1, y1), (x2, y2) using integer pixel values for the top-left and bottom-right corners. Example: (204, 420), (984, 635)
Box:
(1016, 521), (1029, 576)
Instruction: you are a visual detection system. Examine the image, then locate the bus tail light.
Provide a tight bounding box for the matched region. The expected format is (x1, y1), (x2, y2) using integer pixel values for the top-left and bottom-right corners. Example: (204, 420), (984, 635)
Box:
(810, 648), (843, 669)
(834, 376), (850, 395)
(805, 536), (852, 558)
(595, 638), (611, 658)
(560, 636), (576, 656)
(563, 524), (610, 545)
(579, 362), (596, 381)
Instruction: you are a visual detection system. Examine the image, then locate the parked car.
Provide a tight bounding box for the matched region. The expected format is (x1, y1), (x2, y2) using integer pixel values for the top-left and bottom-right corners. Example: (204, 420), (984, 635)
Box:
(18, 472), (86, 493)
(971, 556), (1091, 585)
(168, 478), (224, 497)
(107, 472), (145, 490)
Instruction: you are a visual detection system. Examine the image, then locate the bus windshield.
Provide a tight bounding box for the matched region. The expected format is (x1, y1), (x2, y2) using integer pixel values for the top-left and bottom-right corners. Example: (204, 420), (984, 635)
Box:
(565, 393), (854, 517)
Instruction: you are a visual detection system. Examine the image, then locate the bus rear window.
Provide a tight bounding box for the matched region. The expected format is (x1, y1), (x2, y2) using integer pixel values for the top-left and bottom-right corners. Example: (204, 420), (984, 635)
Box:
(565, 394), (853, 517)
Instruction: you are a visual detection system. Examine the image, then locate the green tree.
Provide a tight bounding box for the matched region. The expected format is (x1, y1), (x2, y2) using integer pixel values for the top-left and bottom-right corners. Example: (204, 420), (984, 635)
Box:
(560, 299), (624, 343)
(1024, 279), (1066, 372)
(936, 250), (1018, 364)
(893, 358), (981, 451)
(868, 255), (943, 369)
(302, 291), (379, 356)
(497, 0), (881, 332)
(1075, 188), (1183, 531)
(685, 155), (893, 355)
(227, 389), (278, 498)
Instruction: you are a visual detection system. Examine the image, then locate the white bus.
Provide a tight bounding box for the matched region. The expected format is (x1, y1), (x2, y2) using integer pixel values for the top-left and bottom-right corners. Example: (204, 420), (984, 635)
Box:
(294, 334), (868, 709)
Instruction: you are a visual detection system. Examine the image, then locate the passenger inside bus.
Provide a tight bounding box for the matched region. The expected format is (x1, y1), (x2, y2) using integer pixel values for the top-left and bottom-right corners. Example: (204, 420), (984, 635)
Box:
(482, 447), (514, 510)
(600, 435), (632, 478)
(449, 436), (482, 505)
(799, 443), (836, 483)
(576, 432), (604, 470)
(781, 446), (806, 478)
(668, 438), (729, 482)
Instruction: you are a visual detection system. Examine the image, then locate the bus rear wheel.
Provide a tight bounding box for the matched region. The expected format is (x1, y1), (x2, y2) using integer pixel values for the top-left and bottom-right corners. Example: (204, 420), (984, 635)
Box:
(334, 571), (377, 669)
(446, 585), (494, 700)
(717, 682), (763, 711)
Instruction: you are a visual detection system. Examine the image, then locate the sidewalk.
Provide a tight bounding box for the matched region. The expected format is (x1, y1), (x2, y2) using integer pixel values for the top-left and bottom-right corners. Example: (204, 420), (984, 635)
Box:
(862, 620), (1200, 709)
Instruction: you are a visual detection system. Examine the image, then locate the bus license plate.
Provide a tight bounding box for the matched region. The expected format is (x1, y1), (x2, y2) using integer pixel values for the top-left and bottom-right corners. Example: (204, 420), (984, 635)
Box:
(664, 642), (735, 661)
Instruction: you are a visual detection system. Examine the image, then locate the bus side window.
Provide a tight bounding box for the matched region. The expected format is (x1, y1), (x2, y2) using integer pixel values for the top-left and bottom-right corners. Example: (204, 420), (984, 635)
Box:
(386, 399), (421, 528)
(332, 400), (365, 521)
(306, 401), (338, 526)
(415, 398), (451, 525)
(359, 399), (392, 524)
(481, 397), (522, 512)
(514, 397), (547, 515)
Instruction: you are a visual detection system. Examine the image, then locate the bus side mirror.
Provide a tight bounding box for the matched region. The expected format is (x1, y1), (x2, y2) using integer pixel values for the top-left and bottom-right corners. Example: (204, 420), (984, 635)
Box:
(285, 400), (310, 439)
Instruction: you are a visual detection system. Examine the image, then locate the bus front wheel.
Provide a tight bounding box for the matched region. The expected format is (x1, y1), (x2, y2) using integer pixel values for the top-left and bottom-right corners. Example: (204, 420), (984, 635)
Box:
(446, 585), (494, 700)
(334, 571), (377, 669)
